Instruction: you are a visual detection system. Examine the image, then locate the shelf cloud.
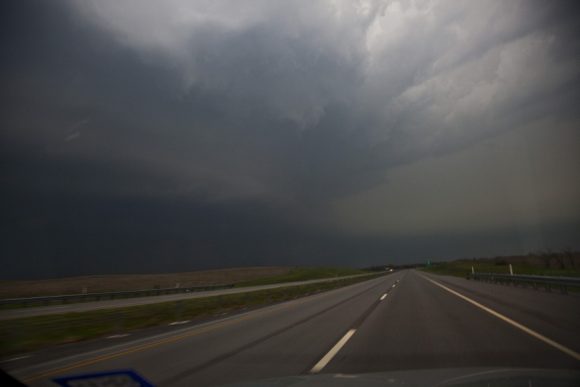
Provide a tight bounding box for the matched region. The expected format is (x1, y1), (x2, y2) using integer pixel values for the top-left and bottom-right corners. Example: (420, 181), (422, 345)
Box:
(1, 0), (579, 278)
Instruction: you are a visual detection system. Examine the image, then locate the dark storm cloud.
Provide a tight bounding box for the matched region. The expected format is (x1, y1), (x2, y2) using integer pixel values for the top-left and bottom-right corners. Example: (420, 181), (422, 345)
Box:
(1, 1), (579, 278)
(60, 0), (580, 200)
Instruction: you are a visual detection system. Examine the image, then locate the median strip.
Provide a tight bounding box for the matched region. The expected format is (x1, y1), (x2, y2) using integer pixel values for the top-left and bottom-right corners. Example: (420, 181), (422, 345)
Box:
(0, 274), (384, 359)
(16, 274), (388, 383)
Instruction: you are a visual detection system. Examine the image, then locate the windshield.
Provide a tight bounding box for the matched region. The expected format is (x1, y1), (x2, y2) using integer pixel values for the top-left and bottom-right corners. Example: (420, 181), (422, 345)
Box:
(1, 1), (579, 386)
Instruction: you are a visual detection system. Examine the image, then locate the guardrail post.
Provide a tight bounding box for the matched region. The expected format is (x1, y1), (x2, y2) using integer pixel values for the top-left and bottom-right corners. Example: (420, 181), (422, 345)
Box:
(462, 272), (579, 295)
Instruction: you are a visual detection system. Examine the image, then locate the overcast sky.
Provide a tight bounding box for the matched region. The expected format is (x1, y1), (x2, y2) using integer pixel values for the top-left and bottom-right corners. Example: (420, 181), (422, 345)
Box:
(1, 0), (579, 278)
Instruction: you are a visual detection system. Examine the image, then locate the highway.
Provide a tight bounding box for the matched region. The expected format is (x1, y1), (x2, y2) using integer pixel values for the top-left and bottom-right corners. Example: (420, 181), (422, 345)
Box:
(0, 273), (375, 320)
(4, 270), (580, 386)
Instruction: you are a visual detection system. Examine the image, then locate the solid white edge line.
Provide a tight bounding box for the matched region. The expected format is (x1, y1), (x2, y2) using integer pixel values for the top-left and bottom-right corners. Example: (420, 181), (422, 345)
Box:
(311, 329), (357, 373)
(421, 275), (580, 362)
(380, 294), (387, 301)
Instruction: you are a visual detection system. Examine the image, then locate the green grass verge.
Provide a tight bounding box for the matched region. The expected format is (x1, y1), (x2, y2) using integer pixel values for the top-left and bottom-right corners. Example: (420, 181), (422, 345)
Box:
(0, 273), (384, 357)
(421, 260), (580, 278)
(234, 266), (368, 287)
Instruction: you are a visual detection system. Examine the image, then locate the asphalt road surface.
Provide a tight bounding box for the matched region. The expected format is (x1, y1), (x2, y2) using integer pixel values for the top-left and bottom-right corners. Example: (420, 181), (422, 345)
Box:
(0, 273), (375, 320)
(4, 270), (580, 386)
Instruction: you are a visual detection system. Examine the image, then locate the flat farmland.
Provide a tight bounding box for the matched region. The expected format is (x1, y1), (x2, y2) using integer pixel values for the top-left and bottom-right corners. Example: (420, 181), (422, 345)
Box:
(0, 267), (291, 298)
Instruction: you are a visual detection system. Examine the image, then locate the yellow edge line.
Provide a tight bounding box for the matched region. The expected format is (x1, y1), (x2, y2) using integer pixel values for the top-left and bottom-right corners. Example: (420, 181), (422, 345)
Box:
(420, 275), (580, 362)
(22, 313), (252, 383)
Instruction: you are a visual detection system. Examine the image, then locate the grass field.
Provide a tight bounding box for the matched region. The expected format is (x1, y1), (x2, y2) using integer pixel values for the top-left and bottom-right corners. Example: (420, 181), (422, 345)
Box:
(0, 273), (384, 357)
(0, 267), (292, 298)
(0, 266), (370, 299)
(421, 253), (580, 278)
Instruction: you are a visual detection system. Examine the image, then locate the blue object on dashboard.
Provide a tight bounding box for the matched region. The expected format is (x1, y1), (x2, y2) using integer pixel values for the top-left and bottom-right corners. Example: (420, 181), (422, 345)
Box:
(52, 369), (154, 387)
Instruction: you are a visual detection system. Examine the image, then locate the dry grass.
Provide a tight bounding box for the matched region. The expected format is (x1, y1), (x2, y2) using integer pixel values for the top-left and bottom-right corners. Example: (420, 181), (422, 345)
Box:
(0, 267), (291, 298)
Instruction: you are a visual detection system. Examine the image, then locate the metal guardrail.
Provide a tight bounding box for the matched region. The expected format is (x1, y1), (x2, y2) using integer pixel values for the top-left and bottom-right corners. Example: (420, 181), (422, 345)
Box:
(468, 272), (580, 293)
(0, 284), (235, 308)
